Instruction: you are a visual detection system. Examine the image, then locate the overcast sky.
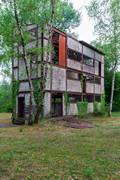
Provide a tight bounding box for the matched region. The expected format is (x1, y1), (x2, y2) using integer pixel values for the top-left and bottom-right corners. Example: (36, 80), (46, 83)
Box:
(69, 0), (95, 43)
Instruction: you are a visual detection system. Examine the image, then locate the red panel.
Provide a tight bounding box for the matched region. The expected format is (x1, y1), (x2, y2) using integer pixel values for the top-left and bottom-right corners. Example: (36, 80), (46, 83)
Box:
(59, 35), (66, 68)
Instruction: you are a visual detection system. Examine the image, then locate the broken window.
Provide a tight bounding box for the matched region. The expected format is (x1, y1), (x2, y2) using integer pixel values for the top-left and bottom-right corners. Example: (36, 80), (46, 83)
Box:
(68, 48), (82, 61)
(84, 95), (94, 102)
(52, 31), (59, 65)
(95, 77), (101, 84)
(95, 95), (101, 102)
(68, 94), (82, 103)
(83, 55), (94, 66)
(67, 70), (81, 80)
(99, 62), (101, 76)
(86, 74), (94, 83)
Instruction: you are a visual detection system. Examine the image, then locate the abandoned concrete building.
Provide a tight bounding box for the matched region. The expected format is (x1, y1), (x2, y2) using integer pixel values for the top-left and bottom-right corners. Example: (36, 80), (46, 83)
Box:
(12, 25), (104, 120)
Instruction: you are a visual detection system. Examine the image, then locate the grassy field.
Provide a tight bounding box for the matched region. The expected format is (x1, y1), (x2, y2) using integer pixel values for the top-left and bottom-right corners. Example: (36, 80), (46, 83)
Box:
(0, 113), (120, 180)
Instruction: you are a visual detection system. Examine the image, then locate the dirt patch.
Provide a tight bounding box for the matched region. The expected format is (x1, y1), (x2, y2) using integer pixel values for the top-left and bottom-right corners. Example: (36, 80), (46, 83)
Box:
(50, 116), (95, 129)
(0, 123), (17, 128)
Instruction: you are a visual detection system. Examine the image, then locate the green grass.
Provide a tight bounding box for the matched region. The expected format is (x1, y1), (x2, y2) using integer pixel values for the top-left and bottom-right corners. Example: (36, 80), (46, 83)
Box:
(0, 114), (120, 179)
(112, 112), (120, 117)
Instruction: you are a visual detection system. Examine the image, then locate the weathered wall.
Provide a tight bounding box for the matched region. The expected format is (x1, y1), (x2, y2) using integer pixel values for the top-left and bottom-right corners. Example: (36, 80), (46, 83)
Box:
(82, 45), (94, 58)
(67, 103), (78, 115)
(52, 66), (66, 91)
(83, 64), (94, 74)
(95, 84), (101, 94)
(19, 82), (30, 92)
(67, 79), (82, 92)
(86, 83), (94, 93)
(44, 92), (51, 117)
(67, 59), (82, 71)
(87, 103), (94, 113)
(67, 37), (82, 52)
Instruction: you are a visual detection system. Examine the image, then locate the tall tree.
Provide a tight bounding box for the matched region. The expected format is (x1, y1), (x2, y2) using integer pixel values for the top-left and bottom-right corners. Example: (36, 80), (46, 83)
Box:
(0, 0), (81, 123)
(87, 0), (120, 116)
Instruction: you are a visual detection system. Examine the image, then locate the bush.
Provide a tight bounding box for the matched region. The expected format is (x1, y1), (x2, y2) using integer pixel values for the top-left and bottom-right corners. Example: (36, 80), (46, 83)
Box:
(93, 101), (99, 114)
(77, 101), (88, 118)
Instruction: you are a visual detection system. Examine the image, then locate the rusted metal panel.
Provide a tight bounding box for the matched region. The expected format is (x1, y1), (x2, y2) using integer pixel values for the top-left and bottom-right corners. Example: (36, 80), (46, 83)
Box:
(67, 59), (82, 71)
(67, 37), (82, 53)
(59, 35), (66, 67)
(67, 79), (82, 92)
(52, 66), (66, 91)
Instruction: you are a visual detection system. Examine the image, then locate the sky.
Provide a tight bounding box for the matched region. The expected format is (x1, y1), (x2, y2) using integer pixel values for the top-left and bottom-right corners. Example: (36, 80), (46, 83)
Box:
(69, 0), (95, 43)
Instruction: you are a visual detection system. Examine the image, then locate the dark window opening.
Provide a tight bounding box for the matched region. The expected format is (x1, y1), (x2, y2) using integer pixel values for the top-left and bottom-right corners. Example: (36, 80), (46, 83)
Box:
(95, 95), (101, 102)
(67, 70), (82, 80)
(68, 48), (82, 61)
(18, 97), (25, 118)
(99, 62), (101, 76)
(68, 94), (82, 103)
(83, 55), (94, 66)
(52, 31), (59, 65)
(86, 74), (94, 83)
(51, 93), (62, 117)
(95, 77), (101, 84)
(84, 95), (94, 102)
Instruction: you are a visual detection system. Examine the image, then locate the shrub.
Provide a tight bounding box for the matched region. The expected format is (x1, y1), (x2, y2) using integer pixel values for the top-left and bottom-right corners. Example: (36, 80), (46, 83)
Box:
(77, 101), (88, 118)
(93, 101), (99, 114)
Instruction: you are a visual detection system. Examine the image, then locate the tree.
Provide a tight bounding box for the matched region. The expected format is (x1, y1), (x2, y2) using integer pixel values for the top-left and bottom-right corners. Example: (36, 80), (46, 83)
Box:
(87, 0), (120, 116)
(0, 0), (81, 124)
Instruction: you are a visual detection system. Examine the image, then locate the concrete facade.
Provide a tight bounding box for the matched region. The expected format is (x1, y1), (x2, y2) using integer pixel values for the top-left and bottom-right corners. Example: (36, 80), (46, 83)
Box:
(12, 26), (104, 119)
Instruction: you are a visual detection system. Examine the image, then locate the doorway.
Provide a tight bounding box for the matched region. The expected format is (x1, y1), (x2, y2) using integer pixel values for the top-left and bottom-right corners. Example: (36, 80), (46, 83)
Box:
(18, 97), (25, 118)
(51, 93), (63, 117)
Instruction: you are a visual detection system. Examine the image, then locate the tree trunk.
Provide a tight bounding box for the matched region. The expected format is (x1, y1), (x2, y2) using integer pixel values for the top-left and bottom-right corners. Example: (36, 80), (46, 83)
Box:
(108, 68), (116, 116)
(13, 0), (34, 124)
(34, 0), (55, 123)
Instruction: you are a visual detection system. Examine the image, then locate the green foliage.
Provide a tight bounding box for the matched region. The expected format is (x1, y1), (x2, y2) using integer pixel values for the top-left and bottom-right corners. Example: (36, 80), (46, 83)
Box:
(12, 80), (19, 109)
(93, 101), (99, 114)
(0, 82), (12, 112)
(100, 94), (105, 114)
(64, 92), (70, 115)
(77, 101), (88, 118)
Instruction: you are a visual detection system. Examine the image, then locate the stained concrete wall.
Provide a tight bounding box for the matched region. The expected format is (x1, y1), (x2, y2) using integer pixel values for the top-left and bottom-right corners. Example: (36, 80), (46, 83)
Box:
(86, 83), (94, 93)
(44, 92), (51, 117)
(87, 103), (94, 113)
(67, 37), (82, 53)
(19, 82), (30, 92)
(67, 59), (82, 71)
(83, 45), (94, 59)
(67, 102), (95, 116)
(67, 79), (82, 93)
(83, 64), (94, 74)
(52, 66), (66, 91)
(95, 84), (101, 94)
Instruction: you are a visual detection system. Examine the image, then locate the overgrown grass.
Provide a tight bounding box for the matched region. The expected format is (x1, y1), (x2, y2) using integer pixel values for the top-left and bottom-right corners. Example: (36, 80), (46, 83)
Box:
(0, 114), (120, 179)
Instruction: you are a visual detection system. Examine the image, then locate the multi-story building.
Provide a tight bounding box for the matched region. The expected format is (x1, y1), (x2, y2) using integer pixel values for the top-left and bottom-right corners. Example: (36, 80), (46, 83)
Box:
(12, 25), (104, 122)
